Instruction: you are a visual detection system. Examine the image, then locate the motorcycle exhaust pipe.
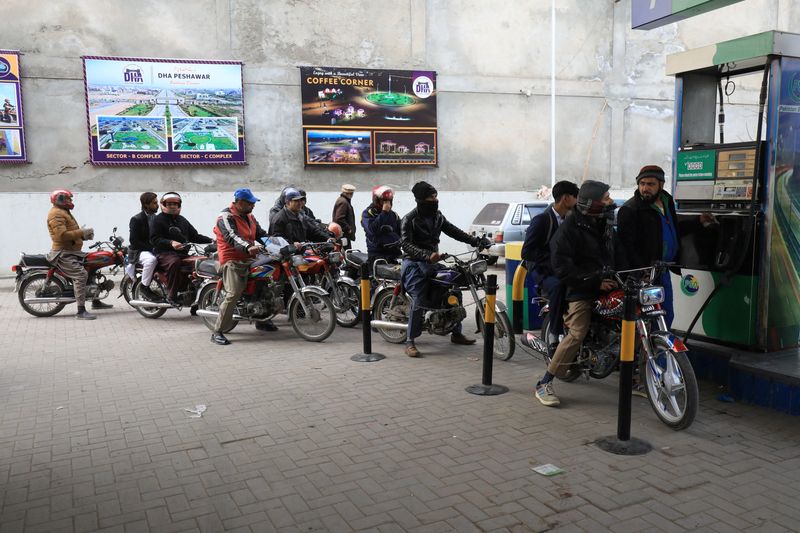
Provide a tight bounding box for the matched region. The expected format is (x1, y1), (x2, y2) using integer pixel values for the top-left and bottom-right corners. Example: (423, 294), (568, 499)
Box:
(23, 297), (76, 304)
(194, 309), (247, 321)
(128, 299), (174, 308)
(369, 320), (408, 331)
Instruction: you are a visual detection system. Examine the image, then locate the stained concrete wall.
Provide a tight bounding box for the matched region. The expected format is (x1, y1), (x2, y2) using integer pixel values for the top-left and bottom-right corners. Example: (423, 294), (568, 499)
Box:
(0, 0), (796, 268)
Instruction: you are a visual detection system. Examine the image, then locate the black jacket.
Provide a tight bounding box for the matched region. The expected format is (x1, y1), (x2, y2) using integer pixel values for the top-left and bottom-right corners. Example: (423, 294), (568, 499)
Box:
(362, 204), (401, 257)
(617, 190), (698, 270)
(149, 212), (213, 255)
(332, 194), (356, 240)
(521, 205), (560, 276)
(270, 206), (331, 244)
(550, 210), (616, 302)
(129, 210), (155, 253)
(401, 208), (479, 261)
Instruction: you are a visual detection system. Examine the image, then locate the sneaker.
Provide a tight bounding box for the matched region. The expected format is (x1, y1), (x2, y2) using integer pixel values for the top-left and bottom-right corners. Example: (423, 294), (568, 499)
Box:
(405, 344), (421, 358)
(75, 310), (97, 320)
(534, 381), (560, 407)
(451, 332), (476, 345)
(210, 333), (230, 345)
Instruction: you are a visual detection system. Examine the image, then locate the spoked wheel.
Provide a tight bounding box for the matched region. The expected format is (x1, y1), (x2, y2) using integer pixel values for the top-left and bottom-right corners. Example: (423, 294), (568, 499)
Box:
(474, 300), (515, 361)
(641, 339), (698, 430)
(18, 273), (68, 317)
(132, 280), (167, 319)
(372, 289), (409, 344)
(543, 317), (581, 382)
(120, 276), (136, 305)
(332, 281), (360, 328)
(288, 292), (336, 342)
(196, 283), (238, 333)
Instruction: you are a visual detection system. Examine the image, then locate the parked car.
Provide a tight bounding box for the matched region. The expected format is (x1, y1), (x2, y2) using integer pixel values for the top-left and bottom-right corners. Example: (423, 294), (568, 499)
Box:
(468, 201), (549, 263)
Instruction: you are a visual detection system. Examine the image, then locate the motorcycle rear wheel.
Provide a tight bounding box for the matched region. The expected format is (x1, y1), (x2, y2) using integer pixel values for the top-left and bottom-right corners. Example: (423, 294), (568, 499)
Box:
(18, 273), (67, 317)
(543, 316), (581, 382)
(288, 292), (336, 342)
(132, 280), (167, 319)
(197, 283), (238, 333)
(641, 339), (698, 430)
(120, 276), (135, 304)
(474, 300), (515, 361)
(332, 281), (360, 328)
(372, 289), (409, 344)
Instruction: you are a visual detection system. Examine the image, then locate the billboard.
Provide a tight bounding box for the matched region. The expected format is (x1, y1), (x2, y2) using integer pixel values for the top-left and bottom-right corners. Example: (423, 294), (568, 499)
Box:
(82, 56), (246, 165)
(300, 66), (437, 166)
(0, 50), (27, 163)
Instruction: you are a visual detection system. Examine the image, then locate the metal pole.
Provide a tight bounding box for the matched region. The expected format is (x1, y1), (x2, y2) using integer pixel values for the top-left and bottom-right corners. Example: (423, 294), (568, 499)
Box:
(466, 274), (508, 396)
(551, 0), (556, 187)
(351, 263), (385, 362)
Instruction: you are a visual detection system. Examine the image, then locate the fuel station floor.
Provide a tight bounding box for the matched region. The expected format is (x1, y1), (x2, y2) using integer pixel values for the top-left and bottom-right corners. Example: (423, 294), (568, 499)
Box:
(1, 273), (799, 532)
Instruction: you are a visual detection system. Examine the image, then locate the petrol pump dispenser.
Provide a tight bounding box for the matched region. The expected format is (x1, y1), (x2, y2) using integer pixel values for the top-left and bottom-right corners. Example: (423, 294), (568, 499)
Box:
(667, 31), (800, 352)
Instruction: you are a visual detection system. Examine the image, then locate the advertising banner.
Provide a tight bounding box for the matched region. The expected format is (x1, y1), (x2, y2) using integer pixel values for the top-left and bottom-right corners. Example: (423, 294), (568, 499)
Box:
(300, 66), (437, 166)
(82, 56), (246, 165)
(0, 50), (27, 163)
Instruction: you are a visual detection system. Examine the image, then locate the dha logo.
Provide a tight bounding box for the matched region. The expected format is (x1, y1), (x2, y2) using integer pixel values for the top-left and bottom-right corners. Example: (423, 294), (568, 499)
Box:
(413, 75), (433, 99)
(681, 274), (699, 296)
(123, 64), (143, 84)
(791, 73), (800, 103)
(0, 58), (10, 78)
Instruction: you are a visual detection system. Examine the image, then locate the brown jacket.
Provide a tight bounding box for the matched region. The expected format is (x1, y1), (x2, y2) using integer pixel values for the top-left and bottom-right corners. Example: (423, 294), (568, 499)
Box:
(332, 194), (356, 240)
(47, 206), (84, 251)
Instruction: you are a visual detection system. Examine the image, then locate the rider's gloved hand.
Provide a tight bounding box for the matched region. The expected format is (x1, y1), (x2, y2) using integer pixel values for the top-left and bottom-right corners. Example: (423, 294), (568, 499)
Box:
(478, 237), (492, 250)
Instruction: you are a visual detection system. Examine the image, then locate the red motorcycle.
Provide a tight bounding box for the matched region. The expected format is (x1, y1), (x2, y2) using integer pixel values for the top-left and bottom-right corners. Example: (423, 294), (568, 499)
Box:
(300, 242), (360, 328)
(13, 228), (127, 317)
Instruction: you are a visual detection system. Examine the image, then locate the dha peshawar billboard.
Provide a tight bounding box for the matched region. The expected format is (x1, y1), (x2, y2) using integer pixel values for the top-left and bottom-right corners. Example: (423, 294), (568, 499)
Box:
(300, 66), (437, 166)
(0, 50), (27, 163)
(82, 56), (246, 165)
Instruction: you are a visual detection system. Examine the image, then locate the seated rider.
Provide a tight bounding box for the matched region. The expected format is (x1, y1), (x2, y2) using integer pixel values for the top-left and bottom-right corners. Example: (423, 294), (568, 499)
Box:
(362, 185), (402, 271)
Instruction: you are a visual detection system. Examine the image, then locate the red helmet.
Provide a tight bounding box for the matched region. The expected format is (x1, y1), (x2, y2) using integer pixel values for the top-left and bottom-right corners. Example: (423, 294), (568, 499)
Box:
(327, 222), (342, 239)
(50, 189), (74, 210)
(372, 185), (394, 205)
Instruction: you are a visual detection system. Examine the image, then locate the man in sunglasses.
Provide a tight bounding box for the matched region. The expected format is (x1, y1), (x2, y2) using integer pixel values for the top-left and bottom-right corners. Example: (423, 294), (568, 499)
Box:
(150, 192), (213, 307)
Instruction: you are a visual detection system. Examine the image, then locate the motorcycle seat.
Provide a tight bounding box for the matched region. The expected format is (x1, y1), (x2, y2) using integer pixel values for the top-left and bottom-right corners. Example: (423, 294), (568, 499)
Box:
(375, 263), (401, 281)
(21, 254), (51, 267)
(197, 259), (220, 276)
(347, 251), (368, 266)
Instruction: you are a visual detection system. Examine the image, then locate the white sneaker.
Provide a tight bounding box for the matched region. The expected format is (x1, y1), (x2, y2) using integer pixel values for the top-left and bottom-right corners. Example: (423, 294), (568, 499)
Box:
(535, 381), (560, 407)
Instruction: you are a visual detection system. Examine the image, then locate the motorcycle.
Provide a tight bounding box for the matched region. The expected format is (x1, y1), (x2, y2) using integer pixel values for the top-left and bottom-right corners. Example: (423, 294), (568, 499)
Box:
(13, 228), (127, 317)
(370, 248), (515, 360)
(523, 263), (698, 430)
(194, 237), (337, 342)
(300, 241), (361, 328)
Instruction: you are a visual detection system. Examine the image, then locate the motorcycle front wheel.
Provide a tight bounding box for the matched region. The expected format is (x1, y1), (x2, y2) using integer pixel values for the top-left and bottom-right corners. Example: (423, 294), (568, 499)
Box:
(641, 338), (698, 431)
(288, 292), (336, 342)
(196, 283), (238, 333)
(18, 273), (67, 317)
(372, 289), (409, 344)
(332, 281), (360, 328)
(474, 300), (515, 361)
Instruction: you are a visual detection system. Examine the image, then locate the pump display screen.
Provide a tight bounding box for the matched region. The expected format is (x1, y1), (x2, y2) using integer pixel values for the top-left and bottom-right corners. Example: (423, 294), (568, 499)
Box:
(675, 143), (758, 206)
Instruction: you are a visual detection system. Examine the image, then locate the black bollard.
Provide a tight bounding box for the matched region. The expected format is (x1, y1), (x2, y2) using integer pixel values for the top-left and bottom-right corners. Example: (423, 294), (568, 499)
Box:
(466, 274), (509, 396)
(351, 263), (385, 362)
(595, 280), (651, 455)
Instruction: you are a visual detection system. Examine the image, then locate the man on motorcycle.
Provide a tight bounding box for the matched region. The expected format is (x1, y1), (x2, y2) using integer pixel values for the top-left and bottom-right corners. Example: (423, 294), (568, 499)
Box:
(269, 186), (326, 234)
(535, 180), (617, 407)
(210, 188), (270, 346)
(400, 181), (491, 357)
(149, 192), (213, 307)
(520, 180), (579, 350)
(46, 189), (112, 320)
(270, 188), (333, 245)
(126, 192), (159, 300)
(362, 185), (402, 269)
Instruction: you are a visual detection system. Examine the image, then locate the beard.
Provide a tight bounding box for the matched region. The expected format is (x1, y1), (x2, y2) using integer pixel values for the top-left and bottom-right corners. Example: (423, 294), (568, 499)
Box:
(639, 190), (659, 204)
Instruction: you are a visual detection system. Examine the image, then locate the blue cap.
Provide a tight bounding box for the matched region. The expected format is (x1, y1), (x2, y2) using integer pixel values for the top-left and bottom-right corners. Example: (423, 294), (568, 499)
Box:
(234, 188), (260, 203)
(284, 188), (305, 201)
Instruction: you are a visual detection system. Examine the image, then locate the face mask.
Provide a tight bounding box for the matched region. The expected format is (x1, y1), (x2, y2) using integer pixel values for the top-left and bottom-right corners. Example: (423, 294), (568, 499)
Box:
(417, 201), (438, 217)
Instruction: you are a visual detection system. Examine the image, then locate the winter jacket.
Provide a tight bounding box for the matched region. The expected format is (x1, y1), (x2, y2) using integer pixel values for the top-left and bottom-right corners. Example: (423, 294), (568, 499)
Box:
(401, 208), (479, 261)
(550, 210), (616, 302)
(521, 205), (561, 276)
(149, 212), (212, 255)
(214, 204), (268, 264)
(47, 206), (84, 252)
(361, 204), (401, 257)
(128, 210), (155, 253)
(270, 206), (331, 244)
(332, 194), (356, 240)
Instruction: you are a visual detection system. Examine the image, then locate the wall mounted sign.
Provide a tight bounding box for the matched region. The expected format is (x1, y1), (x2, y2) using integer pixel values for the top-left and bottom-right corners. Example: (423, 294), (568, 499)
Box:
(0, 50), (27, 163)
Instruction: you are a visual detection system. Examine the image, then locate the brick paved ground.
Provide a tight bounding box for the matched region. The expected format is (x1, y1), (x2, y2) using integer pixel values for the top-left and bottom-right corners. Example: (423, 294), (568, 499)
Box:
(0, 270), (798, 532)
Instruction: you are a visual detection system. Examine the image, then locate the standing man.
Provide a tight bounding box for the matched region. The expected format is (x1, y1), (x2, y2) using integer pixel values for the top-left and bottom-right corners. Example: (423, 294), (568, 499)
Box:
(271, 188), (333, 244)
(520, 181), (579, 350)
(210, 188), (269, 345)
(149, 192), (213, 307)
(126, 192), (160, 300)
(362, 185), (402, 268)
(617, 165), (714, 328)
(46, 189), (112, 320)
(400, 181), (491, 357)
(534, 181), (617, 407)
(332, 184), (356, 248)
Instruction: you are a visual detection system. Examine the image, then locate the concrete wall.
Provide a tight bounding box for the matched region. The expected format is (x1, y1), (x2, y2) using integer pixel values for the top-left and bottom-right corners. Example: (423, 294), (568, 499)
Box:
(0, 0), (796, 269)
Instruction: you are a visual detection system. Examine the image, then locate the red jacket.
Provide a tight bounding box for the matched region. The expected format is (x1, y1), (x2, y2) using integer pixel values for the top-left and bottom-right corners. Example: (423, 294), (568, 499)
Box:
(214, 204), (267, 264)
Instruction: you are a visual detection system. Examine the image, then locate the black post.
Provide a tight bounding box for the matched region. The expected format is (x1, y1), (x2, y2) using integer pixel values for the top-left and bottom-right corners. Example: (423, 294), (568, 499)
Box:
(351, 263), (385, 362)
(466, 274), (509, 396)
(595, 280), (651, 455)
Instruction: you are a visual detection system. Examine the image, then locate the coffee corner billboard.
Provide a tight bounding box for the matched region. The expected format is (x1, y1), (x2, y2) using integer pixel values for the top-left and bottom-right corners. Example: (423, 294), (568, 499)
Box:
(82, 56), (246, 165)
(0, 50), (27, 163)
(300, 66), (437, 166)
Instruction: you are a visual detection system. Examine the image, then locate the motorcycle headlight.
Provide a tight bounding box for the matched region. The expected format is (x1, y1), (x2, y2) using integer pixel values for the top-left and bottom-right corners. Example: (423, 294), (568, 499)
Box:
(639, 286), (664, 306)
(469, 260), (488, 276)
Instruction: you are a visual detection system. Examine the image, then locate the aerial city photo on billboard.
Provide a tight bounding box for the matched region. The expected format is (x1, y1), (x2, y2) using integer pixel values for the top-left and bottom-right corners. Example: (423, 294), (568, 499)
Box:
(83, 56), (245, 165)
(0, 50), (27, 162)
(300, 66), (437, 166)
